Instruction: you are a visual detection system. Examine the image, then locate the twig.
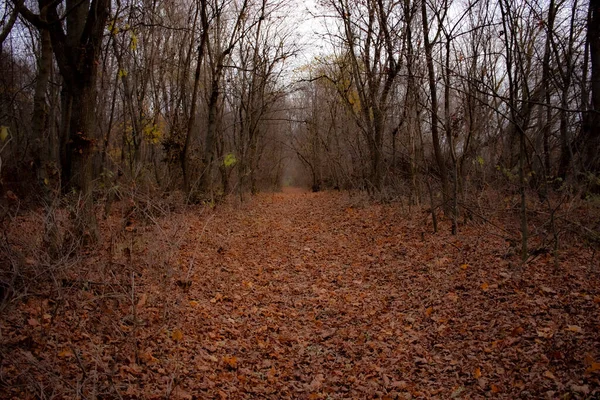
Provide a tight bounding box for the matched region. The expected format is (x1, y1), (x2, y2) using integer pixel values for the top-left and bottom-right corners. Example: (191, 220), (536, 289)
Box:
(70, 345), (87, 382)
(457, 201), (513, 237)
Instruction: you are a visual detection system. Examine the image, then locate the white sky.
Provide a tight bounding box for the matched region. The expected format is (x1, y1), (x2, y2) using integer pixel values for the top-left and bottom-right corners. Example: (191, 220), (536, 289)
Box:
(289, 0), (332, 67)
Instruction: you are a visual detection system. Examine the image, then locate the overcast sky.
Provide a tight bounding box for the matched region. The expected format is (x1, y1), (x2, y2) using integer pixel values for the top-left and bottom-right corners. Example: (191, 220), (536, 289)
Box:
(289, 0), (332, 67)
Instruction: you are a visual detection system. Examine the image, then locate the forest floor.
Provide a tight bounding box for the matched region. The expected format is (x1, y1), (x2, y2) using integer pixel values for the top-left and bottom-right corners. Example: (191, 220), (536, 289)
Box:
(1, 189), (600, 399)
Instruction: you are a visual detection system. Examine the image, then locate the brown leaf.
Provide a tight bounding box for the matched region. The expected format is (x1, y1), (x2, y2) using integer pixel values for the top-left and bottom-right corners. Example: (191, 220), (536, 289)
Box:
(537, 327), (554, 339)
(223, 356), (238, 370)
(391, 381), (407, 389)
(541, 286), (556, 294)
(321, 328), (336, 340)
(308, 373), (324, 391)
(58, 349), (74, 358)
(136, 293), (147, 308)
(511, 326), (524, 336)
(586, 362), (600, 374)
(139, 350), (158, 364)
(211, 293), (224, 303)
(571, 384), (590, 394)
(543, 370), (556, 380)
(474, 367), (482, 379)
(171, 329), (183, 342)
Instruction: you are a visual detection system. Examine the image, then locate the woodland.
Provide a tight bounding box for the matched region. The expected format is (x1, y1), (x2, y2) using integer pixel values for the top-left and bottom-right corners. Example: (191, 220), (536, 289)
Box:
(0, 0), (600, 398)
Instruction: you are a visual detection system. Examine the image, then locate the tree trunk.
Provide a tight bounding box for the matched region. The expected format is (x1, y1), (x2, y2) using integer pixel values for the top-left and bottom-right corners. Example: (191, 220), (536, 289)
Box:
(182, 0), (209, 194)
(584, 0), (600, 172)
(200, 77), (220, 194)
(32, 28), (53, 189)
(421, 0), (450, 213)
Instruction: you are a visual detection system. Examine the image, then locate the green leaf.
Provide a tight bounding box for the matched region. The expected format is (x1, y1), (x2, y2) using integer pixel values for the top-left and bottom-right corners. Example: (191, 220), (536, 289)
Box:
(0, 126), (9, 142)
(224, 153), (237, 168)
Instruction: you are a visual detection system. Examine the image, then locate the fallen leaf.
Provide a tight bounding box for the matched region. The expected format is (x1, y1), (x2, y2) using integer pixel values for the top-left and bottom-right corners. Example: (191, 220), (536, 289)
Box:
(189, 300), (199, 307)
(139, 351), (158, 364)
(321, 328), (336, 340)
(586, 362), (600, 374)
(474, 367), (482, 379)
(451, 386), (465, 398)
(171, 329), (183, 342)
(391, 380), (407, 389)
(481, 282), (489, 291)
(307, 373), (324, 391)
(541, 286), (556, 294)
(211, 293), (224, 303)
(571, 384), (590, 394)
(447, 292), (458, 302)
(513, 380), (526, 390)
(58, 349), (74, 358)
(536, 327), (554, 339)
(511, 326), (524, 336)
(543, 370), (556, 380)
(136, 293), (147, 308)
(460, 264), (469, 270)
(27, 318), (39, 327)
(490, 384), (501, 393)
(566, 325), (582, 333)
(172, 388), (192, 400)
(223, 356), (238, 369)
(425, 306), (433, 317)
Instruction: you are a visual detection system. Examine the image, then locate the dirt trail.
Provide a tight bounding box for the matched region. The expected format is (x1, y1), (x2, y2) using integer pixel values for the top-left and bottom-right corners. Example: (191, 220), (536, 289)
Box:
(2, 191), (599, 399)
(168, 191), (599, 399)
(177, 191), (421, 397)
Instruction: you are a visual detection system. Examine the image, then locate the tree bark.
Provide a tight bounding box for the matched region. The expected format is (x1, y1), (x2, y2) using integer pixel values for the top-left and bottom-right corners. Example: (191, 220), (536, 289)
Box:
(421, 0), (450, 212)
(182, 0), (209, 194)
(584, 0), (600, 172)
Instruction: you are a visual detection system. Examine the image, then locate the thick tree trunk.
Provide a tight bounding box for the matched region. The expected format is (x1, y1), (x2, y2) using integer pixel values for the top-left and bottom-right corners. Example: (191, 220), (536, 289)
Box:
(199, 78), (220, 194)
(44, 0), (110, 242)
(67, 82), (99, 241)
(32, 27), (61, 256)
(32, 29), (53, 189)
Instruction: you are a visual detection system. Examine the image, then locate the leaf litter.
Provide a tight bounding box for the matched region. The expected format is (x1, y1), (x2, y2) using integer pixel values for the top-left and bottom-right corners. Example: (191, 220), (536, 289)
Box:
(1, 191), (599, 399)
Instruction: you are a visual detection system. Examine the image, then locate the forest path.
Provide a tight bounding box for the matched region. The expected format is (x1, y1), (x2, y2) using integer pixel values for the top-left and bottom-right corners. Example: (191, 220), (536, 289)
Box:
(178, 190), (419, 396)
(162, 190), (597, 398)
(3, 191), (598, 399)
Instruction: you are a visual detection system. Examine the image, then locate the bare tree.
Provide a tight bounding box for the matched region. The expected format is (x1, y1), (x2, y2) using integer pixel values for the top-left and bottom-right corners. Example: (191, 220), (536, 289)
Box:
(15, 0), (111, 241)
